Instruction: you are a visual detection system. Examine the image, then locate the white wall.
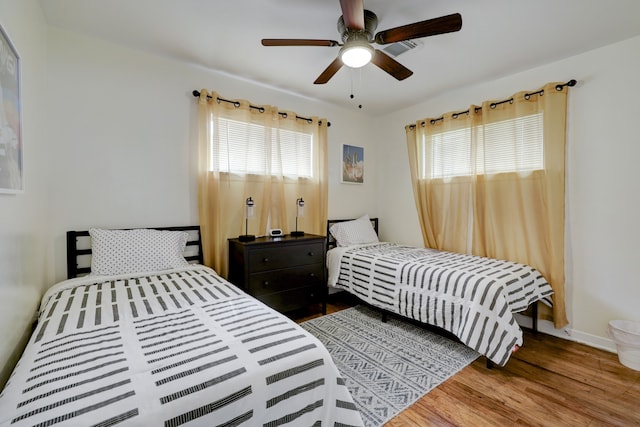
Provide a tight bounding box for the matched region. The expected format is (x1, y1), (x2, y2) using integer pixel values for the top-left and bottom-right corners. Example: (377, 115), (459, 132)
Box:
(374, 35), (640, 351)
(0, 0), (50, 385)
(44, 27), (377, 282)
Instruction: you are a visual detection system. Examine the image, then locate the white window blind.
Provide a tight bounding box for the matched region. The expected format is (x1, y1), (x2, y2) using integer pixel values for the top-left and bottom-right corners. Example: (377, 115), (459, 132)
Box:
(425, 112), (544, 179)
(211, 117), (313, 178)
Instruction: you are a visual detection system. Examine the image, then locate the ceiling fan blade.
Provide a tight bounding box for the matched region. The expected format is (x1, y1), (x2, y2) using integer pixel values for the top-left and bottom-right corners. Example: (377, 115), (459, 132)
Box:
(339, 0), (365, 30)
(371, 50), (413, 81)
(314, 57), (343, 84)
(262, 39), (339, 47)
(374, 13), (462, 45)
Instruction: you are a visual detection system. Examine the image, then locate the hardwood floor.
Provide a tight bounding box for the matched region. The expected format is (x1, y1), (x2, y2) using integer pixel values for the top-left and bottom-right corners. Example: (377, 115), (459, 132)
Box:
(293, 293), (640, 427)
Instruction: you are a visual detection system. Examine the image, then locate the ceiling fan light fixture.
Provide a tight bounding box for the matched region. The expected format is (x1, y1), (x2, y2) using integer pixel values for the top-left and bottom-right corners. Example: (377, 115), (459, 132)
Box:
(340, 43), (373, 68)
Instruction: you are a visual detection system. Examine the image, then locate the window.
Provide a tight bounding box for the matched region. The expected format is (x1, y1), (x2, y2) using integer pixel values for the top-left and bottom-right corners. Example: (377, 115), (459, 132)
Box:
(211, 117), (313, 178)
(425, 113), (543, 179)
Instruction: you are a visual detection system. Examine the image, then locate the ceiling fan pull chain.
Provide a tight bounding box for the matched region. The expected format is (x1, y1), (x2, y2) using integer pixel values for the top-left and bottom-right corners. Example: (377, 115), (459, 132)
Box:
(350, 70), (354, 99)
(347, 68), (363, 109)
(358, 68), (363, 109)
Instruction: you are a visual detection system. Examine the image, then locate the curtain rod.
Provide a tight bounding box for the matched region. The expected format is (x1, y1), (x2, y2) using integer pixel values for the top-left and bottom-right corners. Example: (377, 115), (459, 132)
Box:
(192, 90), (330, 127)
(408, 79), (576, 129)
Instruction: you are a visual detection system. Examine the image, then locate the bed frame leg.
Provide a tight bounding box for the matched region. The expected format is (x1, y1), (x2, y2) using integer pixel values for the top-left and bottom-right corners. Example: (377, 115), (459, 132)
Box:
(532, 301), (538, 335)
(486, 359), (494, 369)
(381, 312), (388, 323)
(321, 285), (327, 315)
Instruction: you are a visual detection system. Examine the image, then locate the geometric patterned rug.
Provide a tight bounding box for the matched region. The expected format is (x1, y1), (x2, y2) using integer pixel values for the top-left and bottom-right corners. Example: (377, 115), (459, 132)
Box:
(300, 305), (479, 427)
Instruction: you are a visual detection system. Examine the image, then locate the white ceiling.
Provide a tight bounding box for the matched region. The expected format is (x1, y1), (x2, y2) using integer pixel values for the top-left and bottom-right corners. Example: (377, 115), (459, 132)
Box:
(38, 0), (640, 116)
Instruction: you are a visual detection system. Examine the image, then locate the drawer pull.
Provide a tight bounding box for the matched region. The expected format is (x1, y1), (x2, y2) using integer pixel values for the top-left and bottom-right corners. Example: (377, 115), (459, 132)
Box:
(308, 252), (314, 256)
(309, 273), (316, 278)
(263, 281), (270, 287)
(263, 257), (270, 263)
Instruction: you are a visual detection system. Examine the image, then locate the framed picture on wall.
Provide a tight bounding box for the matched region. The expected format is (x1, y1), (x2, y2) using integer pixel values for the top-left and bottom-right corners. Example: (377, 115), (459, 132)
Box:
(341, 144), (364, 184)
(0, 22), (23, 194)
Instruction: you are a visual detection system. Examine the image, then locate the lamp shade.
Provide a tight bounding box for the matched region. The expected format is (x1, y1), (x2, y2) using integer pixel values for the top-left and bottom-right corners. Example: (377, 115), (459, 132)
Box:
(245, 197), (255, 218)
(291, 197), (305, 236)
(239, 197), (256, 242)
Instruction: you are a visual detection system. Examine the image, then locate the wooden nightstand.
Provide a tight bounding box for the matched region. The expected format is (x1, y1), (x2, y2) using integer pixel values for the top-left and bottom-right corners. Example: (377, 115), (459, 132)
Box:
(228, 234), (327, 314)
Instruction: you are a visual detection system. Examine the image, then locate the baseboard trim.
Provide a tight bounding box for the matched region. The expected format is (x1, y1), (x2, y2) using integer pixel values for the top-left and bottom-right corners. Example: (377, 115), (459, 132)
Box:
(514, 313), (617, 354)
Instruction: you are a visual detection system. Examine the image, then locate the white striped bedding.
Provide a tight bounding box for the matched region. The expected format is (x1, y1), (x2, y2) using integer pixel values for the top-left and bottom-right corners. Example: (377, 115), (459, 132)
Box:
(0, 265), (364, 426)
(327, 243), (554, 366)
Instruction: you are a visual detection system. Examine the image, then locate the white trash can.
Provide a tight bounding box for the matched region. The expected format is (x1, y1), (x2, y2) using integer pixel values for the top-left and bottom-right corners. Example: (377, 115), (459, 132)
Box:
(608, 320), (640, 371)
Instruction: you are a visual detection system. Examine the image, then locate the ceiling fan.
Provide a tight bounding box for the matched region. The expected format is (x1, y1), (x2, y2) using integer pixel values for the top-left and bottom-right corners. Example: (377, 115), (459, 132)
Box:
(261, 0), (462, 84)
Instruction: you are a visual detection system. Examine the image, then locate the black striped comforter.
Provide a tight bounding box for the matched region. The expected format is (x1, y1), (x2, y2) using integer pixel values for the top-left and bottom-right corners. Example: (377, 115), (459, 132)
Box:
(327, 243), (553, 366)
(0, 266), (364, 426)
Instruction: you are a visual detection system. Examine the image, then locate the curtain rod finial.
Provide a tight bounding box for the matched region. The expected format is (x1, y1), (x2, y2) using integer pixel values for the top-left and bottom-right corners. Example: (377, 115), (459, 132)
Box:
(556, 79), (577, 91)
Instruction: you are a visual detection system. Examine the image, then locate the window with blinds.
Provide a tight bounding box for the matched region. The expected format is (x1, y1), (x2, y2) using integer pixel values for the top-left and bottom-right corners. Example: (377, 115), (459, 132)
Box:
(211, 117), (314, 178)
(425, 112), (544, 179)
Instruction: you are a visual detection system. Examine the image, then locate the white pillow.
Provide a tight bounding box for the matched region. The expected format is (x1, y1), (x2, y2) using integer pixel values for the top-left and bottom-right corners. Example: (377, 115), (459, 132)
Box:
(89, 228), (190, 276)
(329, 215), (379, 247)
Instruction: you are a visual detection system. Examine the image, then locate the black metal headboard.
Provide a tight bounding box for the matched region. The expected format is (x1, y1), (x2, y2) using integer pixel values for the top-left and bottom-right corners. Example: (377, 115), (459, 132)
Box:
(326, 217), (379, 252)
(66, 225), (204, 279)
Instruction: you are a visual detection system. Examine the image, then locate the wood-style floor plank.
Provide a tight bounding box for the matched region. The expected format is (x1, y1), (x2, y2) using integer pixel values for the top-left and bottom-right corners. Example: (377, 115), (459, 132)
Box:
(293, 295), (640, 426)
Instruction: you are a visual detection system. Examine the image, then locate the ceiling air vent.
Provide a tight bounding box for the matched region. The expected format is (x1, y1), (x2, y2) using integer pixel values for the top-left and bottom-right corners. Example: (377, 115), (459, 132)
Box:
(382, 39), (420, 57)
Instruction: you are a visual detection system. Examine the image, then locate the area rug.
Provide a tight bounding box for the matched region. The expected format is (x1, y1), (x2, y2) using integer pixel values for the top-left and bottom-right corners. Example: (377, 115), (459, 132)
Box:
(300, 305), (479, 427)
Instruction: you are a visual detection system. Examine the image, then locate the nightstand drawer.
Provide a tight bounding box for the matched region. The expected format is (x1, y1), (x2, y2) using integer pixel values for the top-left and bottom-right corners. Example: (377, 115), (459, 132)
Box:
(248, 264), (324, 296)
(253, 286), (319, 313)
(249, 242), (324, 272)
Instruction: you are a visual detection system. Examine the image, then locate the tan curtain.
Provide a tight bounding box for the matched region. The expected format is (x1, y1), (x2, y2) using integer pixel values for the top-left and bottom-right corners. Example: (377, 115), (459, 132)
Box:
(406, 112), (475, 254)
(406, 82), (568, 328)
(197, 90), (328, 278)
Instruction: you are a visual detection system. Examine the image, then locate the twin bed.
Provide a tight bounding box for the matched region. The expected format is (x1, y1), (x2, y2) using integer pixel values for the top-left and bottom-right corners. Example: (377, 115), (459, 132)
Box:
(0, 217), (554, 425)
(0, 226), (364, 427)
(326, 215), (554, 367)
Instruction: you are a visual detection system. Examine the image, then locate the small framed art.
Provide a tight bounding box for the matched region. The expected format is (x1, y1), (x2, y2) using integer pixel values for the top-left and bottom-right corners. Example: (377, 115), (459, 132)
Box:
(0, 22), (23, 194)
(341, 144), (364, 184)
